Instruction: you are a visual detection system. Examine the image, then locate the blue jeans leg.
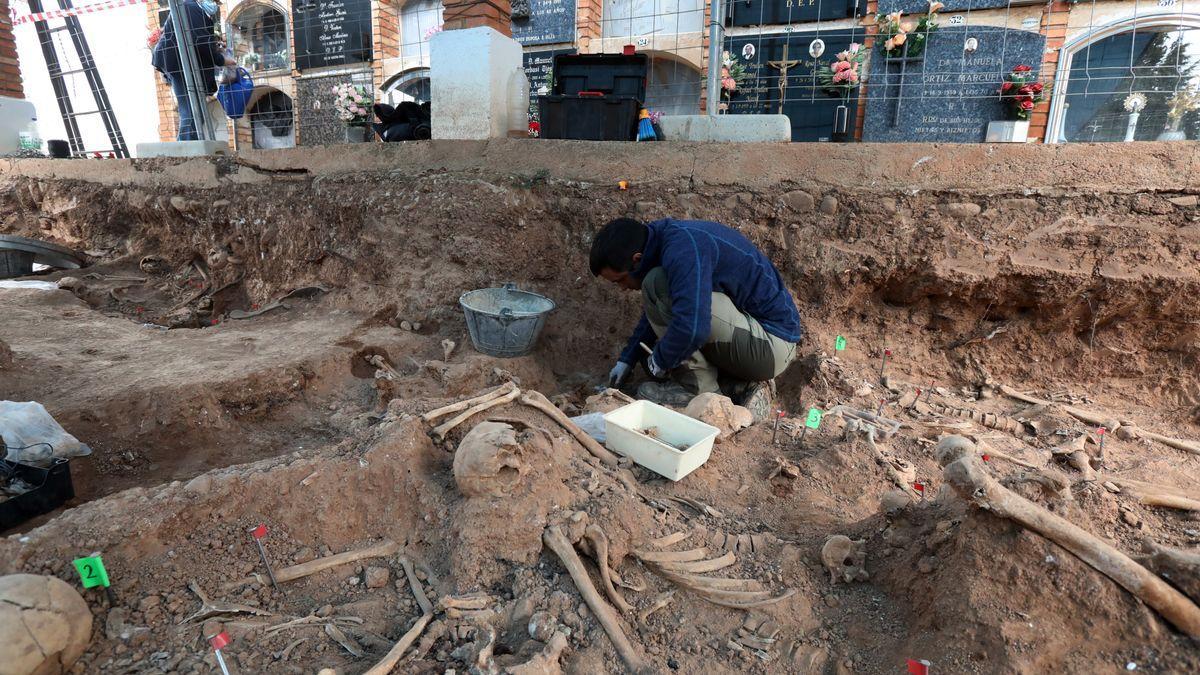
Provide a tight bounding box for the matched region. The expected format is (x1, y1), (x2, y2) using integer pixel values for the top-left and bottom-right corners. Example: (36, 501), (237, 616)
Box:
(166, 73), (198, 141)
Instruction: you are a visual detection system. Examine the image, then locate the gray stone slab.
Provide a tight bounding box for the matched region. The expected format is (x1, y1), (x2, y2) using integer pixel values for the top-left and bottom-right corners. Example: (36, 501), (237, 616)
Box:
(863, 25), (1045, 143)
(658, 114), (792, 142)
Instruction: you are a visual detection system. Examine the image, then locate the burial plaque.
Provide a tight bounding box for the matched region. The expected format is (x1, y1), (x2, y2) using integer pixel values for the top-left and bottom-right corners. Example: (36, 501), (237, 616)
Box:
(511, 0), (576, 46)
(725, 30), (865, 142)
(728, 0), (863, 26)
(292, 0), (373, 70)
(524, 47), (575, 120)
(862, 25), (1044, 143)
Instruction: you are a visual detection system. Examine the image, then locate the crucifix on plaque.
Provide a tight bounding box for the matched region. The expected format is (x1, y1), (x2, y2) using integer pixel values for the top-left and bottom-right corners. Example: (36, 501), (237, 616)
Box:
(767, 44), (800, 115)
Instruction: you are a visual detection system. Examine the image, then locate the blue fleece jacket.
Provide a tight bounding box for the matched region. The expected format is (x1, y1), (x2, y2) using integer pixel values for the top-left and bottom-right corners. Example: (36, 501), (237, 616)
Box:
(619, 218), (802, 370)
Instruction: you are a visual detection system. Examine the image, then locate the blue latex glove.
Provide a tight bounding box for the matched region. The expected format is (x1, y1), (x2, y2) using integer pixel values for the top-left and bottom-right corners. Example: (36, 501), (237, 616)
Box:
(609, 361), (632, 387)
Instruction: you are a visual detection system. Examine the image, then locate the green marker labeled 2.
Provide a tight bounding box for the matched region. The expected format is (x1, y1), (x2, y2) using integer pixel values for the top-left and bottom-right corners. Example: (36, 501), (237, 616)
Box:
(834, 335), (846, 351)
(73, 556), (111, 589)
(805, 408), (823, 430)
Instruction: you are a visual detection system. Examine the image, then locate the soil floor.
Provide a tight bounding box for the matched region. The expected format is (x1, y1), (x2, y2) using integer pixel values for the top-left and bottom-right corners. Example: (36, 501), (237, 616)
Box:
(1, 143), (1199, 674)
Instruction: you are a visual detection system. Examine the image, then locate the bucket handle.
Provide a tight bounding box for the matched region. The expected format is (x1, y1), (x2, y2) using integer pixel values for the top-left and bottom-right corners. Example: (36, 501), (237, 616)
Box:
(498, 307), (515, 325)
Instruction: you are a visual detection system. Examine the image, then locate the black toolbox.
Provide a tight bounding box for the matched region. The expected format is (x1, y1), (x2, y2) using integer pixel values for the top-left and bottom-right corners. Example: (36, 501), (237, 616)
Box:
(0, 458), (74, 531)
(538, 53), (648, 141)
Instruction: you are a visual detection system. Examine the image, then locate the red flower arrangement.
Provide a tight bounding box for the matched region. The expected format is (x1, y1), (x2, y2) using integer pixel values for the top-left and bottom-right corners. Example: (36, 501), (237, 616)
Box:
(999, 64), (1046, 121)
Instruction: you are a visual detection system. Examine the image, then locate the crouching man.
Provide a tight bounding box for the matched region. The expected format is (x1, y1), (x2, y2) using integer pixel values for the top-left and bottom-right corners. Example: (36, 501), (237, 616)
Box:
(590, 217), (802, 420)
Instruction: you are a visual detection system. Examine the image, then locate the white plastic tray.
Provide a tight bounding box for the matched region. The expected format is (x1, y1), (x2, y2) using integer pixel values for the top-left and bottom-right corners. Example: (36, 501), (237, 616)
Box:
(603, 400), (720, 481)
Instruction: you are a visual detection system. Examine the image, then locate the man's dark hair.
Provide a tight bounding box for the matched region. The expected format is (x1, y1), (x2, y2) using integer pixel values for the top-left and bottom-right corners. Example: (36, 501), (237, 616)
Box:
(589, 218), (648, 276)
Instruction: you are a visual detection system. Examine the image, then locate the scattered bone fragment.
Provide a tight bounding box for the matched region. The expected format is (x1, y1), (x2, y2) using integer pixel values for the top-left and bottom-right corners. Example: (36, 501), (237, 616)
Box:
(442, 339), (457, 361)
(223, 540), (399, 590)
(504, 631), (569, 675)
(1141, 540), (1200, 603)
(422, 382), (518, 423)
(637, 591), (675, 624)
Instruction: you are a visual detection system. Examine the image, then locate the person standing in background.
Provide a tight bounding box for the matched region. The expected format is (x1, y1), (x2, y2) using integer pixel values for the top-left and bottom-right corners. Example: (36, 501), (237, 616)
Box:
(150, 0), (234, 140)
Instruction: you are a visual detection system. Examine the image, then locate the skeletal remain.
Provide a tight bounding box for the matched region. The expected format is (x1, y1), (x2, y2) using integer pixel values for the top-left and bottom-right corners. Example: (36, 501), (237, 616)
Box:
(366, 354), (401, 381)
(422, 382), (518, 423)
(828, 405), (901, 438)
(438, 593), (494, 612)
(325, 623), (365, 657)
(433, 387), (522, 440)
(709, 531), (779, 555)
(1139, 494), (1200, 511)
(1141, 540), (1200, 603)
(1000, 385), (1118, 430)
(276, 637), (308, 661)
(264, 614), (364, 635)
(638, 591), (675, 624)
(519, 390), (621, 467)
(584, 525), (633, 614)
(845, 418), (918, 497)
(363, 553), (436, 675)
(183, 580), (273, 623)
(634, 539), (794, 608)
(1102, 477), (1198, 502)
(947, 406), (1028, 435)
(543, 525), (651, 674)
(223, 540), (399, 590)
(1006, 468), (1073, 501)
(649, 531), (690, 548)
(667, 496), (723, 518)
(942, 451), (1200, 639)
(821, 535), (869, 584)
(454, 422), (530, 498)
(504, 631), (569, 675)
(441, 339), (457, 361)
(766, 456), (800, 481)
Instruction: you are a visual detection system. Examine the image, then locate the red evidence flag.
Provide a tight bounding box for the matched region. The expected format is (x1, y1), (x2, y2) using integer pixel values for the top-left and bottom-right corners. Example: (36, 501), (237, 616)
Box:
(907, 658), (930, 675)
(251, 524), (268, 539)
(209, 631), (230, 651)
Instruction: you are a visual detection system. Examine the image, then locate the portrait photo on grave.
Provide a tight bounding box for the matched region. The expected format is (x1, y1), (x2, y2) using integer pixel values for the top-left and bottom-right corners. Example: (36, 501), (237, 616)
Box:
(725, 29), (866, 142)
(863, 24), (1045, 143)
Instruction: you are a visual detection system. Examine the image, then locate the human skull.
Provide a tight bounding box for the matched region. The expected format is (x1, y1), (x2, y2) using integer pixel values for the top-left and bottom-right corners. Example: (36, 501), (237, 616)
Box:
(820, 535), (869, 584)
(0, 574), (93, 674)
(454, 422), (529, 498)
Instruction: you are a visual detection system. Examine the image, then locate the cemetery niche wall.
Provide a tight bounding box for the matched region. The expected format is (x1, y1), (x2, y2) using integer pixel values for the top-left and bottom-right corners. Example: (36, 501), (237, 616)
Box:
(863, 24), (1045, 142)
(725, 30), (865, 142)
(292, 0), (374, 70)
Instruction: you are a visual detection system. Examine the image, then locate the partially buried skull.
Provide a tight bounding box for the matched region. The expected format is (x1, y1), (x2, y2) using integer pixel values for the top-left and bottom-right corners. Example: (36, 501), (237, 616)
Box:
(821, 535), (869, 584)
(453, 421), (531, 498)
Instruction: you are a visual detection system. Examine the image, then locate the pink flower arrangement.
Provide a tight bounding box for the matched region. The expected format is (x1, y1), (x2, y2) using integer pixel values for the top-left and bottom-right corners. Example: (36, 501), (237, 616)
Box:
(332, 82), (374, 126)
(423, 24), (443, 41)
(818, 42), (865, 95)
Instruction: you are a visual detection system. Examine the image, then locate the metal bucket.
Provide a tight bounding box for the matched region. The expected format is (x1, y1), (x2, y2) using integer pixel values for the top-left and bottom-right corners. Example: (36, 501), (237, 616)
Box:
(459, 283), (556, 358)
(0, 250), (34, 279)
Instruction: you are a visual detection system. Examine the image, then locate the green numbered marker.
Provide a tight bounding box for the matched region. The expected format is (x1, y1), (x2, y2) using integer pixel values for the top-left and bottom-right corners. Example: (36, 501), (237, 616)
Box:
(805, 408), (823, 430)
(834, 335), (846, 351)
(73, 556), (111, 589)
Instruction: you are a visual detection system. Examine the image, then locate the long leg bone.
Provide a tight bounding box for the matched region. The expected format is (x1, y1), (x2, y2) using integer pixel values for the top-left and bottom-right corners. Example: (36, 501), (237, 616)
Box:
(543, 525), (651, 674)
(520, 390), (620, 466)
(432, 387), (522, 440)
(422, 382), (518, 422)
(584, 525), (634, 614)
(223, 540), (399, 590)
(942, 452), (1200, 639)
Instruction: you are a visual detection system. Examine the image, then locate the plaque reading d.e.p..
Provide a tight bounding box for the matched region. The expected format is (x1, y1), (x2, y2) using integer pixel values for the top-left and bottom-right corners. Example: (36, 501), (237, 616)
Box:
(862, 25), (1044, 143)
(292, 0), (373, 71)
(511, 0), (576, 47)
(728, 0), (863, 27)
(724, 30), (866, 142)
